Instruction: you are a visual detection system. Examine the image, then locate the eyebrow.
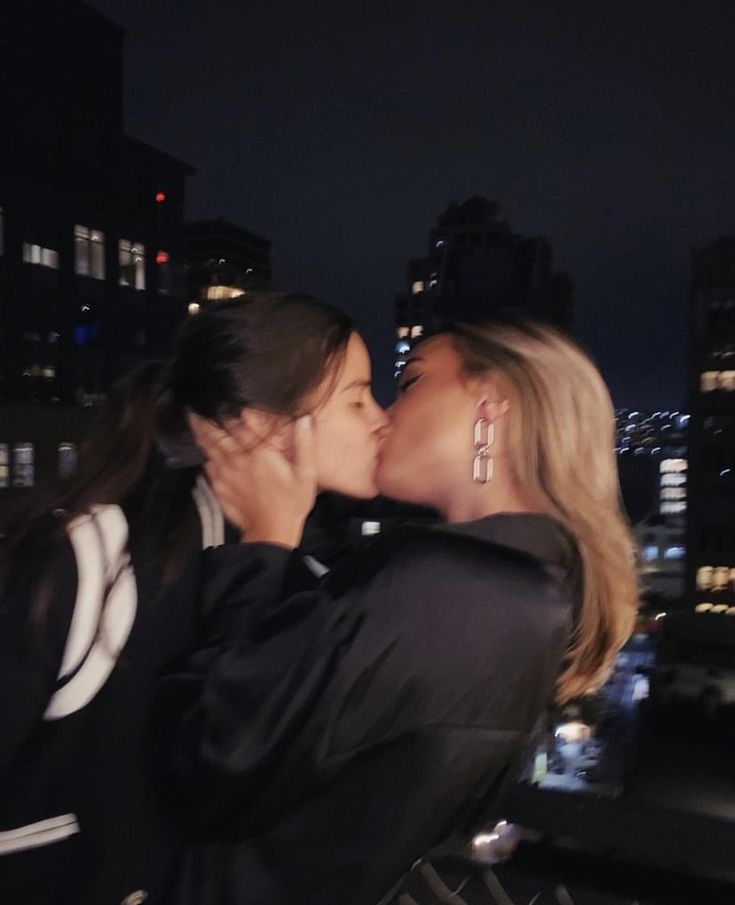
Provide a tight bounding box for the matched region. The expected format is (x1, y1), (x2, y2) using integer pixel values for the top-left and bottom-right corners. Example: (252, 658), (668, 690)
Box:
(340, 379), (372, 393)
(402, 356), (425, 369)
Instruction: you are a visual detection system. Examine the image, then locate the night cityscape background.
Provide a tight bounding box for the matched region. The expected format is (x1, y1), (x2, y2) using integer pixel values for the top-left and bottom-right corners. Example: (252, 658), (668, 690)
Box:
(1, 1), (735, 902)
(89, 0), (735, 409)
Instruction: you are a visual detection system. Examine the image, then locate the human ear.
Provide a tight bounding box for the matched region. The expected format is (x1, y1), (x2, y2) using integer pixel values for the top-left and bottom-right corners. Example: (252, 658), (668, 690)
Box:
(236, 407), (294, 452)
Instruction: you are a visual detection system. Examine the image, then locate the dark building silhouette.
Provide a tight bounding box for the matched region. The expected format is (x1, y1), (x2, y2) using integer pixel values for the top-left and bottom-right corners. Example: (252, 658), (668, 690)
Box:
(393, 196), (574, 373)
(184, 218), (272, 312)
(0, 1), (194, 495)
(686, 236), (735, 616)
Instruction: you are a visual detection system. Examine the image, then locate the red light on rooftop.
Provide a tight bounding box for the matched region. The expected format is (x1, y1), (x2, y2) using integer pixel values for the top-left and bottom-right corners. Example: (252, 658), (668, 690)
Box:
(155, 191), (166, 203)
(156, 251), (169, 264)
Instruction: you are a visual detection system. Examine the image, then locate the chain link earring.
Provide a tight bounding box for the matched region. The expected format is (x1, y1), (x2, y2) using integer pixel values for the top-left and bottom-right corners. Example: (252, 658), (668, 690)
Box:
(473, 418), (495, 483)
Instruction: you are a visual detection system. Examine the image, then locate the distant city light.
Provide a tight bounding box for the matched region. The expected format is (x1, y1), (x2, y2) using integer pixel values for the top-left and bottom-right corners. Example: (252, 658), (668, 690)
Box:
(155, 191), (166, 203)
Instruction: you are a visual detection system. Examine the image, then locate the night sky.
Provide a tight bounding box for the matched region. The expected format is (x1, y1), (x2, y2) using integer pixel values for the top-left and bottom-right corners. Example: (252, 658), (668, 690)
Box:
(91, 0), (735, 409)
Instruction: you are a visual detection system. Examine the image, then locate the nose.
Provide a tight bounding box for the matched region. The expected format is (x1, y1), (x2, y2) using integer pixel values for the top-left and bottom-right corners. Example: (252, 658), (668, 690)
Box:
(369, 397), (391, 435)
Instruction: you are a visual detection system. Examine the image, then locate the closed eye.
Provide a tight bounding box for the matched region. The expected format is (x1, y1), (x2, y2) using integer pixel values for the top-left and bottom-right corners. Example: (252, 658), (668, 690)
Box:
(397, 374), (421, 394)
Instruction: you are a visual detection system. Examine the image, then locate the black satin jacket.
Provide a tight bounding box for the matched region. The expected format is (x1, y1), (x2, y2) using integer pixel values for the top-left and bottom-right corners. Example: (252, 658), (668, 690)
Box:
(155, 514), (577, 905)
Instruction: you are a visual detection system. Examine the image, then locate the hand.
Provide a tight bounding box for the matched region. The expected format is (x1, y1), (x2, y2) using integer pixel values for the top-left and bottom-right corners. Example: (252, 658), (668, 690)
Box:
(188, 411), (317, 549)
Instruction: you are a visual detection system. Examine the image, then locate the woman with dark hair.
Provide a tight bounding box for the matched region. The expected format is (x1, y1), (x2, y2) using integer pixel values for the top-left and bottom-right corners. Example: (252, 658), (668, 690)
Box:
(157, 318), (639, 905)
(0, 293), (387, 905)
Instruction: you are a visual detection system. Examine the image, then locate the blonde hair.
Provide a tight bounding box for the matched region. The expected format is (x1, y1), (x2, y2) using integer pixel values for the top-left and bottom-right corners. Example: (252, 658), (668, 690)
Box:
(450, 319), (639, 703)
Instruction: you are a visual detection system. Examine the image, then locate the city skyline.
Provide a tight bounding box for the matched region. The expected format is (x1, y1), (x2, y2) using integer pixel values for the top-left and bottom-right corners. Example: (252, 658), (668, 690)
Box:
(89, 0), (735, 408)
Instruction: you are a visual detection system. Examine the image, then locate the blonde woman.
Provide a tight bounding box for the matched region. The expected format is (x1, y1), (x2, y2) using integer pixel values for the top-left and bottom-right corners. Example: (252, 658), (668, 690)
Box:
(157, 319), (638, 905)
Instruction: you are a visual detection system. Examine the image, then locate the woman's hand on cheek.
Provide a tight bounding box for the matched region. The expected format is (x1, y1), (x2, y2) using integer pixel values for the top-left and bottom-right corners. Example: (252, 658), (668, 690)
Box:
(188, 411), (317, 549)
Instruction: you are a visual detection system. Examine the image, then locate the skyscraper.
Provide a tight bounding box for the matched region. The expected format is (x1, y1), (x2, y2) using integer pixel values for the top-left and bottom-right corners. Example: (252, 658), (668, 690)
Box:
(686, 236), (735, 616)
(393, 196), (574, 374)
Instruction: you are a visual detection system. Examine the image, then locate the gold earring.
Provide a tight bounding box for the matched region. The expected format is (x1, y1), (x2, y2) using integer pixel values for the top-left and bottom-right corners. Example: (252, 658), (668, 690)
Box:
(473, 418), (494, 484)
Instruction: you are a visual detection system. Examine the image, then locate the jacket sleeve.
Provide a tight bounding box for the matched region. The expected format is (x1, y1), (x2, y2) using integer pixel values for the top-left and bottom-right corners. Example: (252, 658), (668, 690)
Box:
(0, 538), (78, 771)
(151, 541), (353, 833)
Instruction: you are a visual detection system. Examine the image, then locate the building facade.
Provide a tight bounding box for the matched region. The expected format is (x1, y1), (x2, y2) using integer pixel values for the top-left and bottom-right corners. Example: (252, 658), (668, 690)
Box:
(393, 196), (574, 375)
(0, 1), (194, 495)
(183, 218), (272, 315)
(686, 237), (735, 617)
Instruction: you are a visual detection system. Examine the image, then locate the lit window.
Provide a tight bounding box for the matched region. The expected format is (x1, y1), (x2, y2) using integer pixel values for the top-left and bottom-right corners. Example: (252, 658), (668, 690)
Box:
(119, 240), (146, 290)
(660, 487), (686, 501)
(727, 607), (735, 616)
(711, 604), (728, 614)
(411, 280), (425, 294)
(713, 566), (730, 591)
(156, 251), (172, 295)
(396, 340), (410, 355)
(397, 326), (410, 339)
(361, 521), (381, 536)
(695, 602), (713, 613)
(701, 371), (718, 392)
(719, 370), (735, 391)
(12, 443), (34, 487)
(641, 545), (659, 562)
(660, 501), (686, 514)
(411, 325), (424, 338)
(42, 365), (55, 380)
(204, 285), (245, 301)
(660, 473), (686, 487)
(428, 273), (438, 288)
(74, 225), (105, 279)
(23, 242), (58, 268)
(696, 566), (714, 590)
(58, 442), (77, 478)
(188, 302), (201, 316)
(663, 546), (685, 560)
(660, 458), (687, 474)
(0, 443), (8, 488)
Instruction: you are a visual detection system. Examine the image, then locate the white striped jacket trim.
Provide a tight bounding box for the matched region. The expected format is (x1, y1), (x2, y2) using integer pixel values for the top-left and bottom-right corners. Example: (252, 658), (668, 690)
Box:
(0, 814), (80, 855)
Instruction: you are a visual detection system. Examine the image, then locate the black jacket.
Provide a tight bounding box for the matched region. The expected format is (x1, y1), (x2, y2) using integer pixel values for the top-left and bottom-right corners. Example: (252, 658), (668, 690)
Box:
(0, 477), (232, 905)
(157, 513), (577, 905)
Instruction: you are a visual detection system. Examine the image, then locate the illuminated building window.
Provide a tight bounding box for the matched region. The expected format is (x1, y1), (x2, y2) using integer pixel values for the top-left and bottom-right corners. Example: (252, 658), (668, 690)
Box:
(701, 371), (718, 392)
(660, 487), (686, 501)
(660, 458), (687, 474)
(711, 604), (728, 614)
(727, 607), (735, 616)
(660, 473), (686, 487)
(713, 566), (730, 591)
(396, 340), (410, 355)
(156, 251), (172, 295)
(205, 285), (245, 301)
(41, 365), (55, 379)
(663, 546), (685, 560)
(411, 325), (424, 338)
(696, 566), (714, 590)
(12, 443), (34, 487)
(695, 602), (713, 613)
(660, 501), (686, 514)
(58, 442), (77, 479)
(0, 444), (8, 488)
(641, 545), (658, 562)
(119, 240), (146, 290)
(188, 302), (201, 316)
(74, 226), (105, 279)
(719, 370), (735, 391)
(23, 242), (58, 269)
(411, 281), (425, 294)
(361, 521), (381, 536)
(397, 326), (410, 339)
(427, 273), (438, 289)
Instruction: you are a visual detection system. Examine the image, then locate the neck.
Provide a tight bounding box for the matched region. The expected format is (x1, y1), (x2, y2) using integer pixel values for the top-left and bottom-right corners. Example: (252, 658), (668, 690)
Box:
(442, 481), (542, 523)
